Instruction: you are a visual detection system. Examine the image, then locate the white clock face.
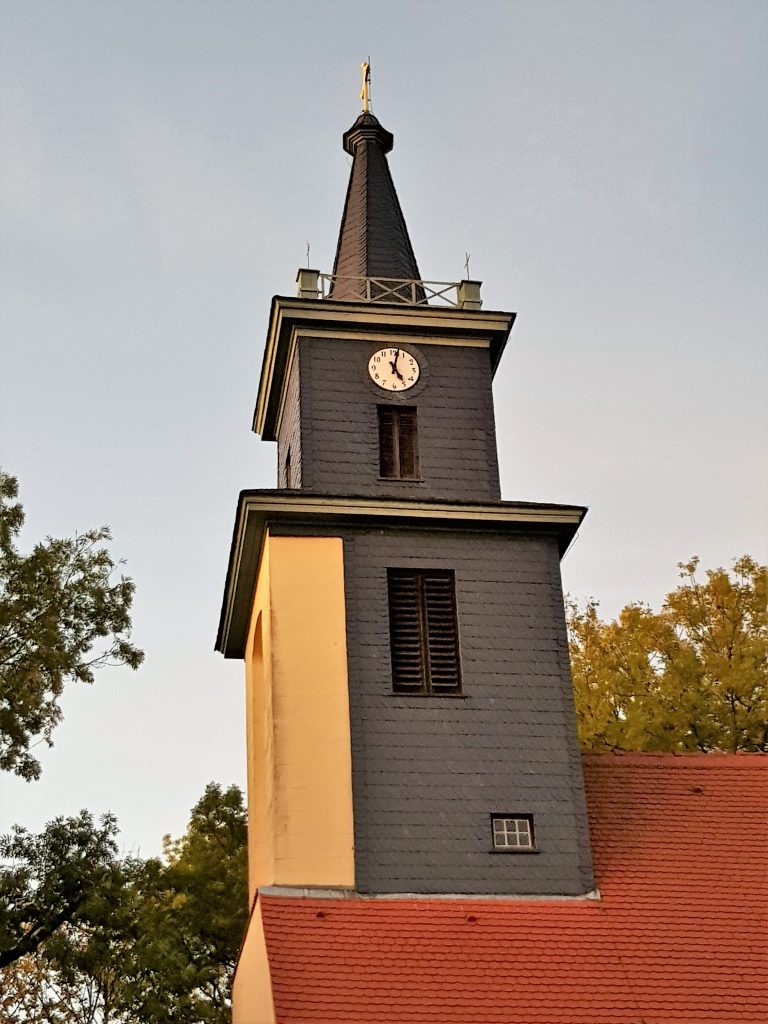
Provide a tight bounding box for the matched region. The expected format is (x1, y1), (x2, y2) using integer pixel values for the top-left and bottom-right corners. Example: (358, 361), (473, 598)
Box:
(368, 348), (420, 391)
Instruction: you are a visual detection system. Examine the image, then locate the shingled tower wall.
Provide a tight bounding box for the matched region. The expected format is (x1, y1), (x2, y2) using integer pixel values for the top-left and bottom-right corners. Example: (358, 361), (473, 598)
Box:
(218, 100), (596, 1013)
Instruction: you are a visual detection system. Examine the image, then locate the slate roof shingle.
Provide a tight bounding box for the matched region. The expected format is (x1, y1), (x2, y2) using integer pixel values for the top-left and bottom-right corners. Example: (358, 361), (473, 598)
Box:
(330, 112), (422, 301)
(260, 753), (768, 1023)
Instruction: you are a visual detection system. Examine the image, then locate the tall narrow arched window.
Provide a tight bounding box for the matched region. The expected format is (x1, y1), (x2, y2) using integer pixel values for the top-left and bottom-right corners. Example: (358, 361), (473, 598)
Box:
(252, 612), (264, 692)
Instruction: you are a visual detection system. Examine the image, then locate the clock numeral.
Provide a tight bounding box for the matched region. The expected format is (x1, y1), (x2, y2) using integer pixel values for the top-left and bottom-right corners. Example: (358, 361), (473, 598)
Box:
(369, 348), (419, 390)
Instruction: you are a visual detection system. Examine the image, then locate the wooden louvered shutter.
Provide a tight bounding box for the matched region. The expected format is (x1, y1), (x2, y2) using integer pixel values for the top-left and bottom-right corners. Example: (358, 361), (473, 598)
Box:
(397, 408), (418, 478)
(378, 406), (419, 479)
(422, 572), (461, 693)
(388, 569), (461, 695)
(388, 570), (425, 692)
(378, 407), (397, 478)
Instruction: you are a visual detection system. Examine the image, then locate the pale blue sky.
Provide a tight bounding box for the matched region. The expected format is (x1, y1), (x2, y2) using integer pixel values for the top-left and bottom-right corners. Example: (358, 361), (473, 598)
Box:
(1, 0), (766, 855)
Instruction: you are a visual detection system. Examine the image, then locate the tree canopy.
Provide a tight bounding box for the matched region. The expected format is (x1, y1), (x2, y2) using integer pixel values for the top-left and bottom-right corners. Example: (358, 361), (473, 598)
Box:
(0, 811), (121, 970)
(0, 471), (144, 780)
(120, 782), (248, 1022)
(568, 555), (768, 753)
(0, 474), (246, 1018)
(0, 784), (248, 1022)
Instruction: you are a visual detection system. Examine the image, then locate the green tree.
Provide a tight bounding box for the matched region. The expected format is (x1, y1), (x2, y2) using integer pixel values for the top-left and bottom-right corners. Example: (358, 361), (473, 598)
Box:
(0, 471), (143, 780)
(568, 555), (768, 752)
(28, 857), (142, 1024)
(0, 812), (122, 969)
(0, 785), (248, 1023)
(120, 783), (248, 1022)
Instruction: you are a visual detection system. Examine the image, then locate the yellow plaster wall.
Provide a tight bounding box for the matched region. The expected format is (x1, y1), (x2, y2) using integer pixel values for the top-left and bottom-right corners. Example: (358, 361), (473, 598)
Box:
(231, 897), (276, 1024)
(243, 532), (355, 894)
(268, 535), (355, 886)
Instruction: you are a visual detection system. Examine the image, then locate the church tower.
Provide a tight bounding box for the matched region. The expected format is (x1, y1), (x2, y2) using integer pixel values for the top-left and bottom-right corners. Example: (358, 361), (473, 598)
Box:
(217, 83), (594, 1018)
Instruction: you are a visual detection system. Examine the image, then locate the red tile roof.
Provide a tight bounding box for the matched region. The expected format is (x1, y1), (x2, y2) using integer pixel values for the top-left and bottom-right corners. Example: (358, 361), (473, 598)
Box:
(261, 753), (768, 1023)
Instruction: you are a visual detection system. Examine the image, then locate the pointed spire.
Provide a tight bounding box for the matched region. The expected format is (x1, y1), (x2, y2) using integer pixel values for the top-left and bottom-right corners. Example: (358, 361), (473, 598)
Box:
(330, 110), (422, 301)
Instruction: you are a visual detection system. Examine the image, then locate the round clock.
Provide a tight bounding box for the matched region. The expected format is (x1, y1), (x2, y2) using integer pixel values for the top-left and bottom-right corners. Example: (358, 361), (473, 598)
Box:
(368, 348), (420, 391)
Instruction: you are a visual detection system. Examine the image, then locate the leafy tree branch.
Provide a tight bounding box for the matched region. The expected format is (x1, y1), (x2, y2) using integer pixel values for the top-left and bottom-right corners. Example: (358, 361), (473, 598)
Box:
(568, 555), (768, 752)
(0, 471), (143, 780)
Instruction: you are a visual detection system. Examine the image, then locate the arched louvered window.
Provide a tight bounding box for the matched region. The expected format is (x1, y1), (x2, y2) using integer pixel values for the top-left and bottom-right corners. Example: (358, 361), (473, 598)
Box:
(387, 569), (462, 695)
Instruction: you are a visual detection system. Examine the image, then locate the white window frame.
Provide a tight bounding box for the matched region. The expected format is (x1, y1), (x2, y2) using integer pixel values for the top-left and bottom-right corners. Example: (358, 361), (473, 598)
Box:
(491, 814), (535, 851)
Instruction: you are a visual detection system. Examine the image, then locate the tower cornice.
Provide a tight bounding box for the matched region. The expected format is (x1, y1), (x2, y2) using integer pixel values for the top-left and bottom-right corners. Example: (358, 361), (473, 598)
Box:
(215, 491), (586, 659)
(253, 295), (516, 441)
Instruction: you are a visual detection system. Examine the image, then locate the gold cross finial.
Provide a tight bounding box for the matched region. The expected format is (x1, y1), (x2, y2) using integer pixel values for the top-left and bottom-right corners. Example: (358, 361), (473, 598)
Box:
(360, 61), (371, 112)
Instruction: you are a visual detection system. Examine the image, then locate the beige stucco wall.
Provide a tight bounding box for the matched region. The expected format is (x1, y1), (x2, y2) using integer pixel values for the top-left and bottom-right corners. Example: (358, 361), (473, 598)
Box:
(234, 533), (355, 1019)
(243, 531), (355, 895)
(268, 534), (355, 886)
(231, 897), (276, 1024)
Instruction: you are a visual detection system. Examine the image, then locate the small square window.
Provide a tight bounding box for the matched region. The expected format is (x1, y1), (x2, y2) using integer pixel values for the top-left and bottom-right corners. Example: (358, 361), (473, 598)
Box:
(491, 814), (535, 851)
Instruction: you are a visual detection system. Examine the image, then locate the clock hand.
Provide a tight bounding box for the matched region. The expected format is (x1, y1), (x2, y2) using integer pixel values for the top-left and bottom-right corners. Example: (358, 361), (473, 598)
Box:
(389, 349), (405, 381)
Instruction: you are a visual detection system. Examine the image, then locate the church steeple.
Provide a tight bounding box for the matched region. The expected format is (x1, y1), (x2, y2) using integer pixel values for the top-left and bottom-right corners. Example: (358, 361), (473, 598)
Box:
(222, 80), (594, 936)
(222, 78), (598, 1022)
(330, 110), (422, 300)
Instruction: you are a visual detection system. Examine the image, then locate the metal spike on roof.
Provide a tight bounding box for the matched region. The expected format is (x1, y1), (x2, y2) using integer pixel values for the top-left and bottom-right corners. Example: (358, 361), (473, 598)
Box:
(329, 110), (422, 301)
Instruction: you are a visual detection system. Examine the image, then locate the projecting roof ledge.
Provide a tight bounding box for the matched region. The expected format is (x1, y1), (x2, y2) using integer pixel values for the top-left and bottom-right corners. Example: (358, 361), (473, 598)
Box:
(253, 296), (516, 441)
(215, 492), (586, 659)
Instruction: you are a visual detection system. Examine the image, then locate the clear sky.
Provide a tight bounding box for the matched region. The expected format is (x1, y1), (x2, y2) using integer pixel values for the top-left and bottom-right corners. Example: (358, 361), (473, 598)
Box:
(1, 0), (766, 856)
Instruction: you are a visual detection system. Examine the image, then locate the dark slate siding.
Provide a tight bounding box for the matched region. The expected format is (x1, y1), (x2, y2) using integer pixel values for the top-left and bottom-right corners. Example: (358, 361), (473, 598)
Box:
(341, 526), (593, 896)
(276, 351), (302, 488)
(294, 336), (501, 502)
(330, 118), (422, 298)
